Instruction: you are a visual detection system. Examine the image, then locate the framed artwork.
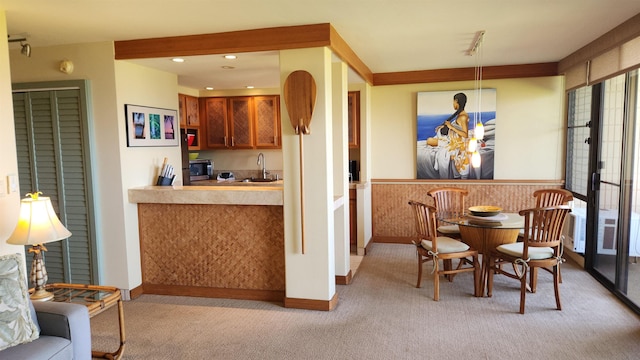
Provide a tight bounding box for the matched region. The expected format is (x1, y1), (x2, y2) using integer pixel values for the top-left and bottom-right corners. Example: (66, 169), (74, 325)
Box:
(125, 104), (179, 147)
(416, 89), (496, 180)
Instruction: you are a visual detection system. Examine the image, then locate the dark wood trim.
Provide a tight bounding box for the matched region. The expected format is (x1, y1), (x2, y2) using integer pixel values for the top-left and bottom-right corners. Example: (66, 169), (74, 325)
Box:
(129, 285), (144, 300)
(284, 292), (338, 311)
(114, 23), (332, 60)
(328, 26), (374, 84)
(336, 270), (353, 285)
(374, 236), (413, 244)
(371, 179), (565, 185)
(142, 283), (284, 302)
(559, 12), (640, 73)
(373, 62), (559, 86)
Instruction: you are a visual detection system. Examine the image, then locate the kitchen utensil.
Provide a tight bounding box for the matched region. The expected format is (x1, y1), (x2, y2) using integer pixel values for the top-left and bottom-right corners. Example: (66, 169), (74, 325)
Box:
(283, 70), (317, 254)
(188, 152), (199, 160)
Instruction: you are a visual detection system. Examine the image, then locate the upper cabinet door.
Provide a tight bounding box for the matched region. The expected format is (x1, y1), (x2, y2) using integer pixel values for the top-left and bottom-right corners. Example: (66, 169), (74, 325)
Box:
(185, 95), (199, 126)
(178, 94), (187, 127)
(228, 97), (254, 149)
(348, 91), (360, 148)
(253, 95), (281, 149)
(203, 97), (228, 149)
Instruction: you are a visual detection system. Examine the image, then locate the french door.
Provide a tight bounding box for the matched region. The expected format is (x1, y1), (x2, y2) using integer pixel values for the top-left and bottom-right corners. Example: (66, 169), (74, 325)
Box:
(566, 70), (640, 313)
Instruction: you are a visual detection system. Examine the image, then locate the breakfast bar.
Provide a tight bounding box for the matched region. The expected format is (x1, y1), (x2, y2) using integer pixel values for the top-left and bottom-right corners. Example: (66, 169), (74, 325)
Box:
(128, 184), (285, 302)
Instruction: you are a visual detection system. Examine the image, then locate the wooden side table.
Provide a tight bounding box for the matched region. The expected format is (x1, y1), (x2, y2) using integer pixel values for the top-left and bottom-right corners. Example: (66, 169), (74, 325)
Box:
(40, 283), (126, 360)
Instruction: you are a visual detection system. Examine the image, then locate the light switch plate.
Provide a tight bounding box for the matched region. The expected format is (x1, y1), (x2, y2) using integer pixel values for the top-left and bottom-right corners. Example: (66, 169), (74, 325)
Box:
(0, 177), (5, 197)
(8, 174), (18, 193)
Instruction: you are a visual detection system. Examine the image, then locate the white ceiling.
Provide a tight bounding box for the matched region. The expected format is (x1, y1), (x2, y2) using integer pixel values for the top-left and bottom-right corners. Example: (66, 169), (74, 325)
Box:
(2, 0), (640, 90)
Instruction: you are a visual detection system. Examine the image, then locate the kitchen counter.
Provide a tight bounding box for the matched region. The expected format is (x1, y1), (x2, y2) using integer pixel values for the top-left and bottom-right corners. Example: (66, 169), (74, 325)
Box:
(128, 184), (285, 302)
(128, 184), (283, 206)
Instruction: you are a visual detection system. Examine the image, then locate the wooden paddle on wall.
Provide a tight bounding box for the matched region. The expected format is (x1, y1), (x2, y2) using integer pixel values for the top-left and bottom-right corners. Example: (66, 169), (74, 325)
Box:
(283, 70), (317, 254)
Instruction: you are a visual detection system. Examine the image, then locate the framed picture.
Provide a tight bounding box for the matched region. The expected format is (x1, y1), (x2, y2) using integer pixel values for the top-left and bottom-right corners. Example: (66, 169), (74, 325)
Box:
(125, 104), (179, 147)
(416, 89), (497, 180)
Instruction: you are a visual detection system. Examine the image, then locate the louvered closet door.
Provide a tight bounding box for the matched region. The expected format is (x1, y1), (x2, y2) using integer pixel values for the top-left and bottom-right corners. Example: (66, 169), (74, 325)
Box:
(12, 85), (97, 286)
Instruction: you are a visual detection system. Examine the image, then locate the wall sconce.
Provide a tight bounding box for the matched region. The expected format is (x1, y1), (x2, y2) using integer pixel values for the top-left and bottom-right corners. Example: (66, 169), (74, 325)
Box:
(8, 35), (31, 57)
(59, 59), (74, 74)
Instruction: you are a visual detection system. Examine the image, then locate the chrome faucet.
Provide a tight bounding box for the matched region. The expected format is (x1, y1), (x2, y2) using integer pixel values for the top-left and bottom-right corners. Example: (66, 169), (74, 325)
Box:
(257, 152), (267, 179)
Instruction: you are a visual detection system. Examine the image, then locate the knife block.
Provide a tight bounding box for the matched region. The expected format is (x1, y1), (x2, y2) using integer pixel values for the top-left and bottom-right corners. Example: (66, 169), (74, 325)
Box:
(156, 175), (175, 186)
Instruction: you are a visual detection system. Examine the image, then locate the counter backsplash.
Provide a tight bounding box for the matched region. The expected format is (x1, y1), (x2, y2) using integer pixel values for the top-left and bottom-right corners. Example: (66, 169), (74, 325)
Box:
(214, 169), (283, 181)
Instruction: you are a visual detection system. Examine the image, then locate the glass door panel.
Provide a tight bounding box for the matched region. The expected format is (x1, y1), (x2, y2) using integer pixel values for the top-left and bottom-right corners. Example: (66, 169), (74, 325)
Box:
(624, 69), (640, 304)
(593, 75), (625, 283)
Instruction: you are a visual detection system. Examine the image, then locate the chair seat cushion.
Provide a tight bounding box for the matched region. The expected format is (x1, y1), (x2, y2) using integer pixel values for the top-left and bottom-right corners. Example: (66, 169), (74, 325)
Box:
(421, 237), (469, 254)
(496, 242), (554, 260)
(437, 224), (460, 234)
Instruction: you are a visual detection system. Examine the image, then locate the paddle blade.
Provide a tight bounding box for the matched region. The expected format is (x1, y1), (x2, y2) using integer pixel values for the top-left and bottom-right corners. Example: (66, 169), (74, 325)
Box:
(283, 70), (316, 135)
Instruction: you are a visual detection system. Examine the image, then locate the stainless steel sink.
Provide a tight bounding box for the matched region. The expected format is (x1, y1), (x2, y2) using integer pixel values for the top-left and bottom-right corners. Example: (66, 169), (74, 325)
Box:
(241, 178), (279, 183)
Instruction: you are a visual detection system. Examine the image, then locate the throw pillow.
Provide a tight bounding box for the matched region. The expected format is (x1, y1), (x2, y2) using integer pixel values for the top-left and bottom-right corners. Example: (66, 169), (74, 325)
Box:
(0, 253), (39, 351)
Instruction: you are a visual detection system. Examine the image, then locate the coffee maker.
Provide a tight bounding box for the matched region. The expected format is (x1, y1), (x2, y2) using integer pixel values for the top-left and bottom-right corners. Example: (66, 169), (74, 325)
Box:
(349, 160), (359, 181)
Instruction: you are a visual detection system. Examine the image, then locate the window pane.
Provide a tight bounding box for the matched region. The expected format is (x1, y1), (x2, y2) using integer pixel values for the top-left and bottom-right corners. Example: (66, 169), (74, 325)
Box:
(566, 86), (592, 196)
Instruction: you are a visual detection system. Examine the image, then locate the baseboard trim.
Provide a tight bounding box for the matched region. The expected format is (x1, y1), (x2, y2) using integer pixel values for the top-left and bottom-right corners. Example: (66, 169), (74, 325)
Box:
(373, 236), (413, 244)
(284, 292), (338, 311)
(336, 270), (353, 285)
(129, 285), (144, 300)
(142, 284), (284, 302)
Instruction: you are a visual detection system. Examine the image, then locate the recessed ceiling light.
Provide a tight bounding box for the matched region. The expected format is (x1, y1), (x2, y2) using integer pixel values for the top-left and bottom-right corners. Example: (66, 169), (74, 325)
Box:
(223, 55), (237, 60)
(245, 86), (254, 89)
(172, 58), (185, 63)
(221, 66), (235, 70)
(205, 86), (214, 90)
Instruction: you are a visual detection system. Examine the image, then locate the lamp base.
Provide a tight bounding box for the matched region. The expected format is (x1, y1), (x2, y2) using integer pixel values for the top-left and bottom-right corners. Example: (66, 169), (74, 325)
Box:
(30, 288), (54, 301)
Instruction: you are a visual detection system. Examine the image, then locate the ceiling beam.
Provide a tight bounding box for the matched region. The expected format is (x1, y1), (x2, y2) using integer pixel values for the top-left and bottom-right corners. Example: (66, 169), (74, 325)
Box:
(373, 62), (559, 86)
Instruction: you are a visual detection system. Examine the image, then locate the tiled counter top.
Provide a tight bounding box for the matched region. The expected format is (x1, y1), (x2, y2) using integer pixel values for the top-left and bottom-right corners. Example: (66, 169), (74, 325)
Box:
(128, 184), (284, 206)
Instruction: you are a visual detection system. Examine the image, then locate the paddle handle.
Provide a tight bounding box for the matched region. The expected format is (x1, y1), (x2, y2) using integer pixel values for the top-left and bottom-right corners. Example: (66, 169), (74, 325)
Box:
(299, 131), (305, 254)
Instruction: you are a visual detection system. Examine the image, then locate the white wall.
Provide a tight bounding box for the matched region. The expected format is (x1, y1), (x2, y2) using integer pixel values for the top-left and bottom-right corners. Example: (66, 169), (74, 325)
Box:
(6, 39), (181, 292)
(0, 11), (22, 256)
(113, 60), (182, 290)
(370, 76), (565, 180)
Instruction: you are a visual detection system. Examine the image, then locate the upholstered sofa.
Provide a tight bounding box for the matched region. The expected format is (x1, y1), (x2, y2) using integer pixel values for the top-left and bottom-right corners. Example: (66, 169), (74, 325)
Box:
(0, 253), (91, 360)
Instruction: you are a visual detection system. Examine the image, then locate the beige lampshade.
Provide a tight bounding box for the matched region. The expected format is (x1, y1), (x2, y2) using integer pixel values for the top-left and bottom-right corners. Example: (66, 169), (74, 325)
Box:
(6, 193), (72, 245)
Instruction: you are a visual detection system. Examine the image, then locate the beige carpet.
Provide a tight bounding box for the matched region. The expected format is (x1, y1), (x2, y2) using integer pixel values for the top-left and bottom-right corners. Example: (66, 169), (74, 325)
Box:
(91, 243), (640, 359)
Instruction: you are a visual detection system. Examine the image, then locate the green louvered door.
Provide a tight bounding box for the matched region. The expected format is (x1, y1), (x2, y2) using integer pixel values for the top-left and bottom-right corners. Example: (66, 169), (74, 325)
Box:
(12, 81), (97, 286)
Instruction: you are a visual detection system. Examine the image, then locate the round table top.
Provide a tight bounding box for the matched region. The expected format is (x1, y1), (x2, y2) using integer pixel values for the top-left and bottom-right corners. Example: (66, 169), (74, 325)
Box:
(437, 211), (524, 229)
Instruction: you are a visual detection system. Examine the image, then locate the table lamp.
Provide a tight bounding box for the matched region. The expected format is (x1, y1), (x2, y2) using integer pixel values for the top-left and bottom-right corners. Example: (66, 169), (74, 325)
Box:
(6, 192), (72, 301)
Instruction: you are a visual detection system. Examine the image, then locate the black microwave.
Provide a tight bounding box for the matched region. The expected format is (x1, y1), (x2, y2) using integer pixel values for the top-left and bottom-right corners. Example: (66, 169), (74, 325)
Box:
(189, 159), (213, 181)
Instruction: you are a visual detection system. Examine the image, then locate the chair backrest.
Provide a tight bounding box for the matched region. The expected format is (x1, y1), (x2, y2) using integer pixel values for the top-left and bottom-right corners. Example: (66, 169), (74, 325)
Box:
(519, 205), (572, 258)
(532, 189), (573, 208)
(408, 200), (438, 247)
(427, 187), (468, 214)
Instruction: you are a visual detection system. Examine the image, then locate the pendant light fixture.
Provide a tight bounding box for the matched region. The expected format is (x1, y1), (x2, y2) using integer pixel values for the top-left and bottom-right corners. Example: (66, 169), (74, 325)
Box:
(466, 30), (485, 169)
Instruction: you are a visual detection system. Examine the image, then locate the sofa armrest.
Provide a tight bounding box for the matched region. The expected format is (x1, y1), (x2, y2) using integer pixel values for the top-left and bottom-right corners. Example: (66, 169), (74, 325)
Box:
(33, 301), (92, 360)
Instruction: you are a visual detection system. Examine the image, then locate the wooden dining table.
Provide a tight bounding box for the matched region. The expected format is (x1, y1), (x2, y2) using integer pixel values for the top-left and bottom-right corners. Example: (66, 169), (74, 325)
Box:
(437, 211), (525, 296)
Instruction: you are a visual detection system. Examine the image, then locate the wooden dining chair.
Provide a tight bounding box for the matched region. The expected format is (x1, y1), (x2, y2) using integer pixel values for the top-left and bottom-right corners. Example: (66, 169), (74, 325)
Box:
(427, 187), (469, 238)
(408, 200), (480, 301)
(520, 188), (573, 283)
(487, 205), (571, 314)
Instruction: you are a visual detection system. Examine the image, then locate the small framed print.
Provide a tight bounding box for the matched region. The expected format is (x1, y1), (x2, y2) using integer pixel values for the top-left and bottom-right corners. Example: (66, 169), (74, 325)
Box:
(125, 104), (179, 147)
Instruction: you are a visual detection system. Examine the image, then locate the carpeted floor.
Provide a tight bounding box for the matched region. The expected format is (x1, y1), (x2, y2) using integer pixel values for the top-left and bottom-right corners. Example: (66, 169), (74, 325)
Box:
(91, 243), (640, 359)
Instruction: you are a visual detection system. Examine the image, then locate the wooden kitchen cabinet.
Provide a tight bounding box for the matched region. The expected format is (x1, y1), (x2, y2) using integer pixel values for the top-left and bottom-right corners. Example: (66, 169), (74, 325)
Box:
(253, 95), (281, 148)
(349, 189), (357, 253)
(179, 94), (199, 127)
(202, 97), (228, 149)
(179, 93), (201, 150)
(348, 91), (360, 149)
(228, 97), (254, 149)
(202, 95), (281, 149)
